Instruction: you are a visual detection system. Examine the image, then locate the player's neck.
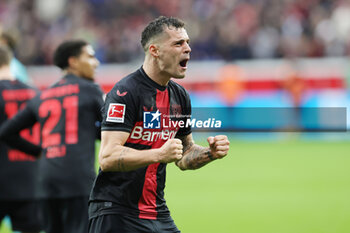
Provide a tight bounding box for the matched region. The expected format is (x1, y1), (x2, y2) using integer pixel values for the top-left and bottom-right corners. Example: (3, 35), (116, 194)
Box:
(64, 68), (80, 77)
(64, 69), (92, 81)
(143, 59), (170, 86)
(0, 66), (15, 80)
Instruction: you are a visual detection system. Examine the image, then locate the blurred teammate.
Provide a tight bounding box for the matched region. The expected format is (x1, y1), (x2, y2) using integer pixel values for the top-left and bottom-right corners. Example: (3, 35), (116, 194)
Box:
(0, 45), (42, 232)
(0, 31), (31, 84)
(88, 16), (230, 233)
(0, 40), (104, 233)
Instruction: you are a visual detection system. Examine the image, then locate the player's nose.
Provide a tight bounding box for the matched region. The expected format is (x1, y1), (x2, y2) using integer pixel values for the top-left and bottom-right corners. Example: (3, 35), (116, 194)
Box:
(184, 42), (191, 54)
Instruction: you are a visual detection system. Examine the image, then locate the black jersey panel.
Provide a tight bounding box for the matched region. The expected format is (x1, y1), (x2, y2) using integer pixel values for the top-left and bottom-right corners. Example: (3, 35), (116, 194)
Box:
(0, 80), (40, 200)
(16, 74), (105, 198)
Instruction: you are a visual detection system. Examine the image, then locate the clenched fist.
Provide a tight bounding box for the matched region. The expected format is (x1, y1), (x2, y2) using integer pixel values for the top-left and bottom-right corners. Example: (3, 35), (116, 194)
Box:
(158, 138), (183, 163)
(207, 135), (230, 160)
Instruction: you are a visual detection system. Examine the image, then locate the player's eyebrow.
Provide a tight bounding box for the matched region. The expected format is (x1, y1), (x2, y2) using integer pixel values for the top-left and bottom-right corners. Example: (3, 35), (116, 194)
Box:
(173, 38), (190, 45)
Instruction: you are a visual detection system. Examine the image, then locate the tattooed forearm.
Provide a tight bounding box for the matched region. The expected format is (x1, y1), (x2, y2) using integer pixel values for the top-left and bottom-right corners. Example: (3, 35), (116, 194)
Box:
(183, 140), (194, 153)
(177, 145), (215, 170)
(206, 150), (216, 161)
(116, 147), (129, 171)
(116, 156), (125, 171)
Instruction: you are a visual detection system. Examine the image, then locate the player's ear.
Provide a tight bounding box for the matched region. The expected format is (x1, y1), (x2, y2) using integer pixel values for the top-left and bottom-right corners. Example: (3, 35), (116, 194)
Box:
(149, 44), (159, 58)
(68, 56), (78, 69)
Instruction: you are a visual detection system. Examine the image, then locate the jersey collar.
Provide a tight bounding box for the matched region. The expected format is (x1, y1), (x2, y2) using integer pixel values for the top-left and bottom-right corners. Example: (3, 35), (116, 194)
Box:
(139, 67), (167, 91)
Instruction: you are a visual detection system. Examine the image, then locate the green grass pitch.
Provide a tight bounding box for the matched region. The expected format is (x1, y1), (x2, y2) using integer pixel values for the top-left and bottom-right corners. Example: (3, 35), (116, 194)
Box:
(1, 138), (350, 233)
(166, 138), (350, 233)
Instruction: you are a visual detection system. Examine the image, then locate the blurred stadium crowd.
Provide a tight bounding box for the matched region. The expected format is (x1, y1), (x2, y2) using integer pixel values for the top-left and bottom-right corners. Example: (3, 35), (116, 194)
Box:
(0, 0), (350, 65)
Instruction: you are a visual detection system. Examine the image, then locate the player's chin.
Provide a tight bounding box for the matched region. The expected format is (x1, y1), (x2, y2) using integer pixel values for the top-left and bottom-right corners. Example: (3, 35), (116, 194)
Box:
(83, 74), (95, 80)
(172, 72), (186, 79)
(86, 71), (96, 79)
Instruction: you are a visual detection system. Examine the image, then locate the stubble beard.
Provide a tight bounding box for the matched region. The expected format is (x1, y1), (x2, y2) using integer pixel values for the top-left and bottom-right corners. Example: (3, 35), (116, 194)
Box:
(172, 73), (186, 79)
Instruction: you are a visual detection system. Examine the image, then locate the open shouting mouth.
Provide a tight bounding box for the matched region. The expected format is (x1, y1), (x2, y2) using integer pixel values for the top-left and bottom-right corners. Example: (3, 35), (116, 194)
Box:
(179, 58), (189, 69)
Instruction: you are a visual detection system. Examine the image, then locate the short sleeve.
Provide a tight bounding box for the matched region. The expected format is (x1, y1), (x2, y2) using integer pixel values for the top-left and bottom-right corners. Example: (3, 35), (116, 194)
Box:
(101, 85), (137, 133)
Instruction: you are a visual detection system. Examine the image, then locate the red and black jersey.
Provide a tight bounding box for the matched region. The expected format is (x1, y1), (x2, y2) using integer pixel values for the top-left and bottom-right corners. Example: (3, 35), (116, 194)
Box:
(0, 74), (104, 198)
(0, 80), (40, 200)
(89, 67), (192, 220)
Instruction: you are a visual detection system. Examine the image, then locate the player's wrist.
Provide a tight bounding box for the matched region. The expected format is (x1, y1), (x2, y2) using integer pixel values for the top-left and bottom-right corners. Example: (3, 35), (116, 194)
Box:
(152, 148), (163, 163)
(207, 150), (216, 161)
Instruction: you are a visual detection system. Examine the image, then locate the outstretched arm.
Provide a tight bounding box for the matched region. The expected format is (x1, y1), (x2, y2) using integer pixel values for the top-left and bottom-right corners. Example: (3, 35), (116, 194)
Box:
(175, 133), (230, 170)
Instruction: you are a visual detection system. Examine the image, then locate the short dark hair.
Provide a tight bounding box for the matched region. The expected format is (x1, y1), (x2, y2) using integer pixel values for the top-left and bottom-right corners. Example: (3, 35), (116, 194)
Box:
(0, 32), (17, 51)
(141, 16), (185, 51)
(53, 40), (88, 69)
(0, 45), (12, 67)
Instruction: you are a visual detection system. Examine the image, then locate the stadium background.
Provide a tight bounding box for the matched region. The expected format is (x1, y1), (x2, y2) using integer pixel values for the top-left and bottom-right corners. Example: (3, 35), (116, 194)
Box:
(1, 0), (350, 233)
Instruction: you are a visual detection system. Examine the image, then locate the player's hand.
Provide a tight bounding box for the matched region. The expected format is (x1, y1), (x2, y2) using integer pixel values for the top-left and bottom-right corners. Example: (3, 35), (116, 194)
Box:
(158, 138), (183, 163)
(207, 135), (230, 160)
